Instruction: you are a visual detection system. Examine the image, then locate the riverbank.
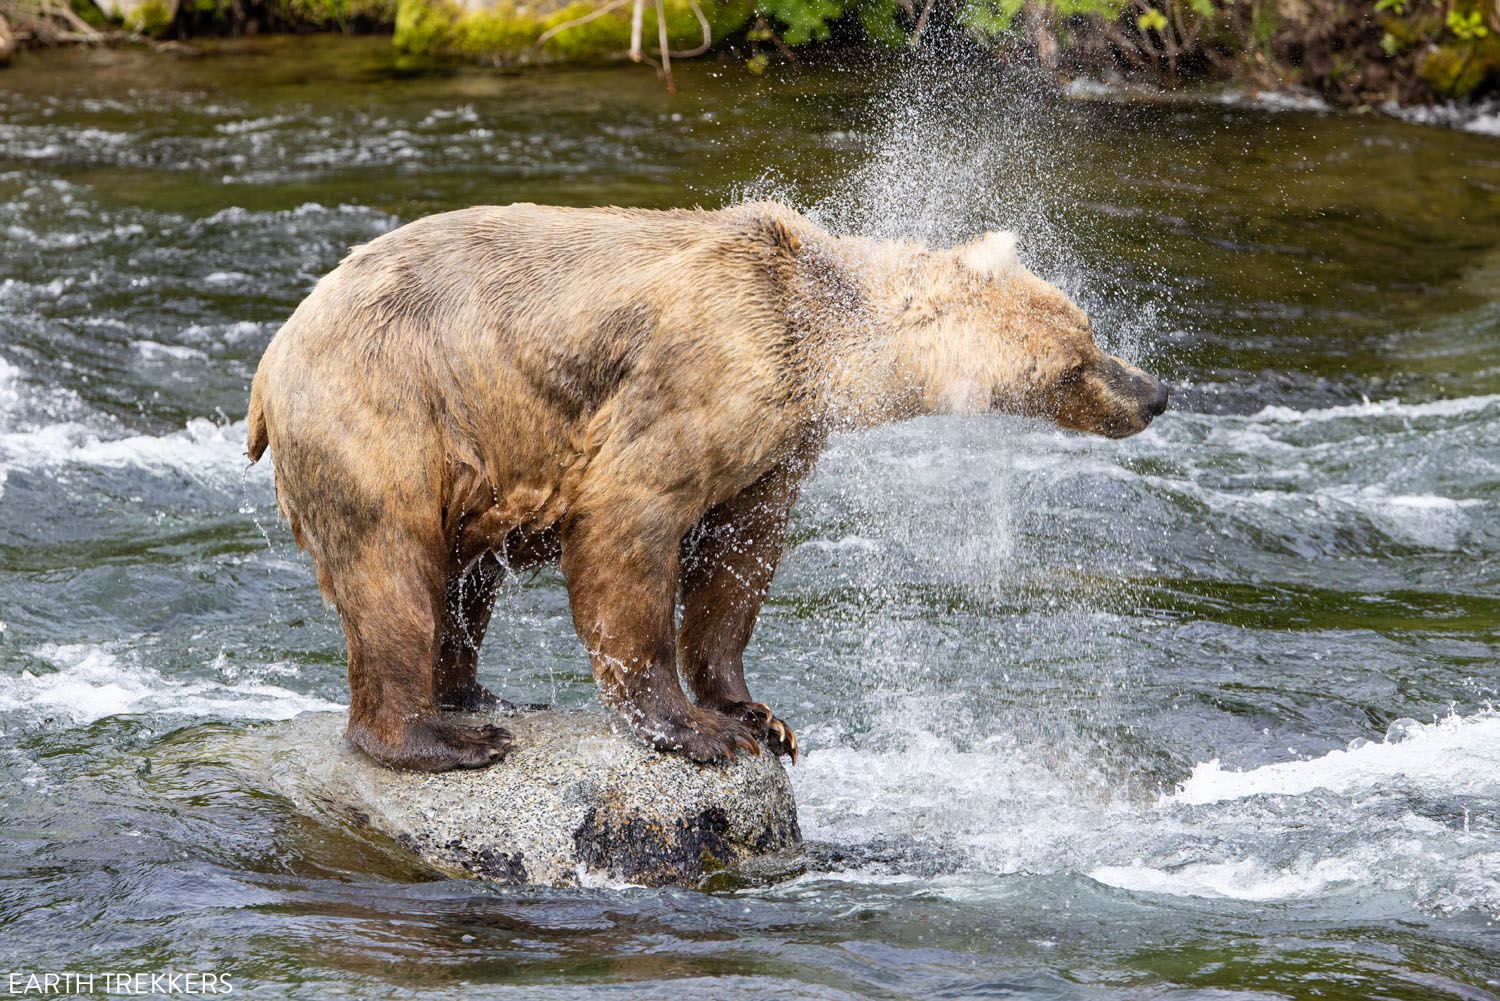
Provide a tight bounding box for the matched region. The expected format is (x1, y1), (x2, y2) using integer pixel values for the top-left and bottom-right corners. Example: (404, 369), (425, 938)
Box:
(3, 0), (1499, 108)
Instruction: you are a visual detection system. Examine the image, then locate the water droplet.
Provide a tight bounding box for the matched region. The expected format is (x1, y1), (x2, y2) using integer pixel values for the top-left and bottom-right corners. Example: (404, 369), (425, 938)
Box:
(1384, 717), (1423, 744)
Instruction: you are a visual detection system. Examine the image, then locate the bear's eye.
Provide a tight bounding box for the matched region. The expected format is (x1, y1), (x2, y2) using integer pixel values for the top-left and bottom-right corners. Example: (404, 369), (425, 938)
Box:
(1056, 362), (1087, 388)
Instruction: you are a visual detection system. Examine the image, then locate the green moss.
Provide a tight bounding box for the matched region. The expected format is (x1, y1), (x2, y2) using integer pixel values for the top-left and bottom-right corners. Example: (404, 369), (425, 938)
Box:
(757, 0), (842, 43)
(952, 0), (1124, 37)
(1045, 0), (1124, 17)
(1417, 35), (1500, 97)
(395, 0), (752, 63)
(393, 0), (453, 52)
(275, 0), (397, 29)
(68, 0), (111, 29)
(127, 0), (177, 35)
(454, 5), (535, 57)
(854, 0), (905, 46)
(1249, 0), (1277, 51)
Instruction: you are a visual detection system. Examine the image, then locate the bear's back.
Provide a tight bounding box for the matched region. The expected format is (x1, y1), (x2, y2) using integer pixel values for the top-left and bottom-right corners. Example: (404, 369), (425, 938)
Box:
(252, 202), (815, 488)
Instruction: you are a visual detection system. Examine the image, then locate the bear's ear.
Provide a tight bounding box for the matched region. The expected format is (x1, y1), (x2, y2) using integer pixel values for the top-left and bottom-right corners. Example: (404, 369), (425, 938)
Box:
(751, 216), (802, 260)
(956, 230), (1019, 277)
(736, 200), (806, 264)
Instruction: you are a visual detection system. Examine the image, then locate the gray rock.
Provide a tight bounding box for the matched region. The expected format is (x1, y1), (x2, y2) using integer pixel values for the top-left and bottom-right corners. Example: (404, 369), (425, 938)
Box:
(253, 709), (802, 888)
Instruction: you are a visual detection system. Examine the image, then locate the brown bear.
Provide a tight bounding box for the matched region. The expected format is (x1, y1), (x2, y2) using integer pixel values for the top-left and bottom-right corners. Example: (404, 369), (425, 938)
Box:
(245, 201), (1167, 772)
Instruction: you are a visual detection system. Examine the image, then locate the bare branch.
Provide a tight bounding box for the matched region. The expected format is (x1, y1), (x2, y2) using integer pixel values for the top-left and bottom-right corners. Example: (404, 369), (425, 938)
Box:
(629, 0), (643, 61)
(1027, 3), (1058, 73)
(45, 0), (105, 40)
(1100, 20), (1150, 67)
(655, 0), (674, 93)
(909, 0), (936, 47)
(534, 0), (631, 50)
(667, 0), (710, 58)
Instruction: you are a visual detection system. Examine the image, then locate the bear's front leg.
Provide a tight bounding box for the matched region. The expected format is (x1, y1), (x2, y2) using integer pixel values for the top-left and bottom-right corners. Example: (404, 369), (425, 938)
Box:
(560, 501), (762, 764)
(679, 463), (802, 762)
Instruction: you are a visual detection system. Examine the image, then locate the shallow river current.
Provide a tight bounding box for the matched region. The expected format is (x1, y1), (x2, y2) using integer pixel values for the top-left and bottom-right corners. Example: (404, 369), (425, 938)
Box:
(2, 37), (1500, 999)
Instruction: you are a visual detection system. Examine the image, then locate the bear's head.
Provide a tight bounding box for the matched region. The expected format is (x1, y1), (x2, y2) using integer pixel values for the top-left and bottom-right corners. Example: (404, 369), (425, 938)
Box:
(899, 231), (1168, 439)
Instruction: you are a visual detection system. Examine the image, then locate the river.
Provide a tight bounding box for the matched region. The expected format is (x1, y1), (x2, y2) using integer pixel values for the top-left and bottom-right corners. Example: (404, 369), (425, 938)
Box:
(2, 36), (1499, 999)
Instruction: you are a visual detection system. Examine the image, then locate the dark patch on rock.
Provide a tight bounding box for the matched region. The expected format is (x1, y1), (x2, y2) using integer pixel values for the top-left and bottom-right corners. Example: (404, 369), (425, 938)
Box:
(575, 806), (746, 884)
(753, 813), (802, 853)
(446, 841), (529, 884)
(802, 837), (964, 879)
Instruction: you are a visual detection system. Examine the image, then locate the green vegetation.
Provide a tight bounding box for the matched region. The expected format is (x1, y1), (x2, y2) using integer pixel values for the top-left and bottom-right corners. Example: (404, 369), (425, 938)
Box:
(1415, 1), (1500, 96)
(275, 0), (398, 31)
(489, 0), (1445, 105)
(127, 0), (175, 32)
(393, 0), (754, 63)
(4, 0), (1499, 104)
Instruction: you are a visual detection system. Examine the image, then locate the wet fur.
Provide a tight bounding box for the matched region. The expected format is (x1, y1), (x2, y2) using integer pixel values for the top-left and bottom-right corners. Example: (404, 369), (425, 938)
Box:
(246, 201), (1163, 770)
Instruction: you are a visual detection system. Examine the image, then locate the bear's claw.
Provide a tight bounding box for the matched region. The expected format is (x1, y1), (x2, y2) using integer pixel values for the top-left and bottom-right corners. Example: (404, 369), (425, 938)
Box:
(719, 700), (798, 764)
(633, 705), (763, 764)
(768, 719), (798, 764)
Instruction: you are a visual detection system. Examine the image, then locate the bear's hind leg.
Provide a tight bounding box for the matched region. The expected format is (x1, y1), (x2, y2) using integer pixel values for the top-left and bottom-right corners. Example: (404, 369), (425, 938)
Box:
(679, 464), (802, 762)
(435, 525), (557, 713)
(335, 529), (513, 771)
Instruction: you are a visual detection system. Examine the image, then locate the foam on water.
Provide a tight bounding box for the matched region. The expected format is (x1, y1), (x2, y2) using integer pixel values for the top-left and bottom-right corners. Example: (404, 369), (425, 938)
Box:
(1137, 713), (1500, 912)
(794, 701), (1500, 916)
(1090, 856), (1366, 901)
(0, 354), (260, 500)
(1386, 96), (1500, 137)
(133, 340), (211, 362)
(0, 644), (342, 727)
(1250, 393), (1500, 424)
(1166, 710), (1500, 807)
(795, 731), (1125, 876)
(0, 354), (20, 428)
(0, 417), (261, 483)
(1139, 474), (1487, 551)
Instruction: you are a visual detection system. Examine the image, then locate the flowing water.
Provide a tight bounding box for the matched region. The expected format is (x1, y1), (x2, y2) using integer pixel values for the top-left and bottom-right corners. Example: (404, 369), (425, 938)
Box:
(2, 37), (1499, 999)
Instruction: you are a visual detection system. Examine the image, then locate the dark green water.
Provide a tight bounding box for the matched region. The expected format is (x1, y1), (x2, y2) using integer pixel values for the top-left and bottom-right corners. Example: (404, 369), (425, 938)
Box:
(2, 36), (1499, 999)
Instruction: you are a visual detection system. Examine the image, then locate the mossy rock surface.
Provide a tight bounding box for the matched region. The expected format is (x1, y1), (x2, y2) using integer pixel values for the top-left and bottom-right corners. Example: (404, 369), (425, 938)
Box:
(395, 0), (754, 63)
(93, 0), (179, 34)
(1418, 37), (1500, 98)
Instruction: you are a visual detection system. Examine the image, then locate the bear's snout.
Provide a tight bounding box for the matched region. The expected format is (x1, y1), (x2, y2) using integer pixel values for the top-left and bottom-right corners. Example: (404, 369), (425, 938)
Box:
(1102, 358), (1170, 436)
(1104, 358), (1170, 435)
(1147, 376), (1170, 418)
(1053, 356), (1170, 439)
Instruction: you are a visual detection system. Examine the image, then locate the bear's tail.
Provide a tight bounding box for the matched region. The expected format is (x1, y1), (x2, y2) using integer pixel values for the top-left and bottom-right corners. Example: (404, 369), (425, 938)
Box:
(246, 372), (269, 463)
